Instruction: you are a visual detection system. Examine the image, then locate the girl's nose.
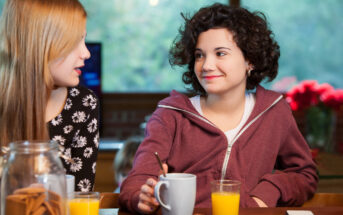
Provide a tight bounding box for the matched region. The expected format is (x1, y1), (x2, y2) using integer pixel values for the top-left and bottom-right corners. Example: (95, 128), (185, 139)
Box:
(81, 43), (91, 60)
(202, 56), (215, 72)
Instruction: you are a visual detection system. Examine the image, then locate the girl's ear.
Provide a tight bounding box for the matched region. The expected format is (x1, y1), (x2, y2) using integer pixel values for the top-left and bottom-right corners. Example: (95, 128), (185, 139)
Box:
(245, 61), (254, 71)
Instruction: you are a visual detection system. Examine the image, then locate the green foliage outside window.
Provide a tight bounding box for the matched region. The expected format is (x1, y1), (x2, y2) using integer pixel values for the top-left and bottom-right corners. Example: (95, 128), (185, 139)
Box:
(242, 0), (343, 90)
(80, 0), (227, 92)
(1, 1), (342, 92)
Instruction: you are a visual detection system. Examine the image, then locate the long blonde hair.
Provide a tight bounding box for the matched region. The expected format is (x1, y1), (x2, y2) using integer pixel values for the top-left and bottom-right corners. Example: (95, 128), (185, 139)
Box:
(0, 0), (87, 147)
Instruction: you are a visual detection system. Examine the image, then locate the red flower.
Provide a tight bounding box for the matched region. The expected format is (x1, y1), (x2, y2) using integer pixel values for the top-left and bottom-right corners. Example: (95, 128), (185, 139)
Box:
(286, 80), (343, 112)
(322, 89), (343, 111)
(286, 80), (319, 111)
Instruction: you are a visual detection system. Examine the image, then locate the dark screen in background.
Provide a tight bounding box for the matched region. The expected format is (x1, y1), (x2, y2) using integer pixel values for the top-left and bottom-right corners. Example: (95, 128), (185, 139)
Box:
(79, 42), (103, 136)
(79, 42), (101, 98)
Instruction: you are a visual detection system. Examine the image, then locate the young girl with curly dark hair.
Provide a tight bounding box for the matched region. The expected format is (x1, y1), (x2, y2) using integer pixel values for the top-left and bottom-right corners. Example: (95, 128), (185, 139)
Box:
(120, 3), (317, 213)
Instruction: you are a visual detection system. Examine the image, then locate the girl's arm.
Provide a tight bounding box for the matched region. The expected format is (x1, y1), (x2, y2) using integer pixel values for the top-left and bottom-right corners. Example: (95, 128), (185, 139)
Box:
(249, 115), (318, 207)
(71, 90), (99, 192)
(119, 113), (174, 213)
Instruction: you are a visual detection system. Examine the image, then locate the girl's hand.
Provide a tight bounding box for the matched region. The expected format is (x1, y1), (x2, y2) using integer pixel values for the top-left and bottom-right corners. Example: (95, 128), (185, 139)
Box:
(252, 196), (268, 207)
(137, 178), (160, 214)
(137, 163), (168, 214)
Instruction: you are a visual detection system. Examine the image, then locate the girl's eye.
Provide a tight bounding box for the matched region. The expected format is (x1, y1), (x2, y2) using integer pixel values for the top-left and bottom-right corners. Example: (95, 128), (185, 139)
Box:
(195, 52), (203, 59)
(216, 51), (226, 57)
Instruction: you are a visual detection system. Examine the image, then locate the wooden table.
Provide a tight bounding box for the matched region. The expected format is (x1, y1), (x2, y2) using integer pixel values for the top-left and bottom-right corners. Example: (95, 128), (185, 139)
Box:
(99, 193), (343, 215)
(99, 207), (343, 215)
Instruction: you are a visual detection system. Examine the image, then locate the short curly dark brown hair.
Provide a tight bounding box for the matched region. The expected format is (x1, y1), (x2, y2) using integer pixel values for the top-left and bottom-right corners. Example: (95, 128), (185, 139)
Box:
(169, 3), (280, 95)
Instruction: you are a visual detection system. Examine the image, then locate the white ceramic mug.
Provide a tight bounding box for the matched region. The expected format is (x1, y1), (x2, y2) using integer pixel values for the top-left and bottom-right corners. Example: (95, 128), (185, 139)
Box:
(154, 173), (196, 215)
(66, 174), (75, 198)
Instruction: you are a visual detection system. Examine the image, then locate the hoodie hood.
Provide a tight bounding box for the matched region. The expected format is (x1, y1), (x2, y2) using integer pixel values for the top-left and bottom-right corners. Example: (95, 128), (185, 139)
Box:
(158, 85), (283, 120)
(158, 90), (198, 112)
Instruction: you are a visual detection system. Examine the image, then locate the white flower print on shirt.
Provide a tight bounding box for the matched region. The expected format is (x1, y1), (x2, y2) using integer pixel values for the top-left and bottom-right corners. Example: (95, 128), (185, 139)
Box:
(87, 118), (97, 133)
(64, 148), (72, 164)
(72, 111), (86, 123)
(82, 94), (97, 110)
(94, 133), (99, 148)
(70, 157), (82, 172)
(51, 115), (62, 126)
(63, 125), (73, 134)
(92, 162), (96, 174)
(49, 86), (98, 193)
(64, 98), (72, 110)
(74, 129), (80, 137)
(58, 145), (65, 154)
(84, 147), (93, 158)
(78, 179), (91, 192)
(72, 135), (87, 148)
(52, 135), (66, 145)
(70, 88), (80, 97)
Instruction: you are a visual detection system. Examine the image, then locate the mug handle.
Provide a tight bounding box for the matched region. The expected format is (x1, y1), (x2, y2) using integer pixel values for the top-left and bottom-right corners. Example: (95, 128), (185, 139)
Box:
(154, 181), (171, 211)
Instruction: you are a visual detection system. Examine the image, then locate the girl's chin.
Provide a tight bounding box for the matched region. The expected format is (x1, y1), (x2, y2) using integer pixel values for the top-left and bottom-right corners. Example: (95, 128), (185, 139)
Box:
(59, 80), (80, 88)
(204, 88), (231, 95)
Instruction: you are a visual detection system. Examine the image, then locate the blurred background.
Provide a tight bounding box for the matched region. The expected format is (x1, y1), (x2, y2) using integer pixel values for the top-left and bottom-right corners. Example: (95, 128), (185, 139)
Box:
(1, 0), (342, 193)
(78, 0), (343, 93)
(2, 0), (342, 139)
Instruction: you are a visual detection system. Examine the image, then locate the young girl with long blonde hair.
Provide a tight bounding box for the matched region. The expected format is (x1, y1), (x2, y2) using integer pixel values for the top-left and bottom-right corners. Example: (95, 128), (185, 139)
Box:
(0, 0), (99, 192)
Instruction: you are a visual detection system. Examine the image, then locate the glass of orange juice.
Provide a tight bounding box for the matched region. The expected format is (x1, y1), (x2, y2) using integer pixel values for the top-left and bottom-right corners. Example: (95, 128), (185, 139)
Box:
(211, 180), (241, 215)
(68, 191), (100, 215)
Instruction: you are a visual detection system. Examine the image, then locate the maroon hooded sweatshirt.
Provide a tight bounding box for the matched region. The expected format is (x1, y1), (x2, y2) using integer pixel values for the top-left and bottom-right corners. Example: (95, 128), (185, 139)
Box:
(119, 86), (318, 212)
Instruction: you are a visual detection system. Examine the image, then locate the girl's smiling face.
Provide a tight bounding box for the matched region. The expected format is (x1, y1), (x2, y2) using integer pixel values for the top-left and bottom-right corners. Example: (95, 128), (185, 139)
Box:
(49, 29), (91, 87)
(194, 28), (252, 96)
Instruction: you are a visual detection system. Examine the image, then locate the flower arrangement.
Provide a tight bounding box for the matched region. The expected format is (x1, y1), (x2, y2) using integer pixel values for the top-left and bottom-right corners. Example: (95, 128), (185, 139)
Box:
(286, 80), (343, 152)
(286, 80), (343, 112)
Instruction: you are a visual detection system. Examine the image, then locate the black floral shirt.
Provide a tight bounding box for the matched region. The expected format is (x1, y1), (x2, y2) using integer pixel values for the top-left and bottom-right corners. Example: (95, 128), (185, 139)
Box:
(48, 85), (99, 192)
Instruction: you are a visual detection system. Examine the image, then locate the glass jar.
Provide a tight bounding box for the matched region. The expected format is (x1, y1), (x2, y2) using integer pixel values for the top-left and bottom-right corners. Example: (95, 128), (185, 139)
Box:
(0, 140), (67, 215)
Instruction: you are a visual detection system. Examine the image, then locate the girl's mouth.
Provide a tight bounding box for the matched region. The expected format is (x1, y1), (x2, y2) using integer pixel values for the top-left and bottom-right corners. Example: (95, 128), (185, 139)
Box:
(203, 75), (221, 80)
(75, 68), (82, 75)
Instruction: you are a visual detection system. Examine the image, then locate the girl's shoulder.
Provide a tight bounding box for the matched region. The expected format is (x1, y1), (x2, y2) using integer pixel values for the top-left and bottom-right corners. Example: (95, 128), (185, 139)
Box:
(65, 85), (99, 112)
(67, 85), (98, 99)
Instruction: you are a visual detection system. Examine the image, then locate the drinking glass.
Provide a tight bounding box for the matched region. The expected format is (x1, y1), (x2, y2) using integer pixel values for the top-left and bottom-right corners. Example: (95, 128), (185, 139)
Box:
(211, 180), (241, 215)
(68, 191), (99, 215)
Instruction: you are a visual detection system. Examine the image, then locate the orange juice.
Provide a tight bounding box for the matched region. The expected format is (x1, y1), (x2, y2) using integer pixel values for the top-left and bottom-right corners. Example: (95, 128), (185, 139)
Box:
(211, 192), (240, 215)
(68, 198), (99, 215)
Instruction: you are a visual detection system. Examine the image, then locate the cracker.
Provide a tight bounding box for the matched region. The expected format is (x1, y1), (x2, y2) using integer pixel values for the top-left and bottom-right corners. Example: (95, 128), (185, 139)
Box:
(49, 199), (63, 215)
(26, 196), (35, 215)
(31, 193), (46, 212)
(5, 196), (27, 215)
(6, 194), (28, 202)
(14, 187), (45, 195)
(32, 205), (46, 215)
(45, 201), (57, 215)
(48, 190), (62, 202)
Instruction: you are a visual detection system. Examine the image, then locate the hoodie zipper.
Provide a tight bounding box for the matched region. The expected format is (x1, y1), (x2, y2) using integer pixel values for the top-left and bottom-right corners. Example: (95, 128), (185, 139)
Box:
(220, 95), (283, 180)
(158, 94), (283, 180)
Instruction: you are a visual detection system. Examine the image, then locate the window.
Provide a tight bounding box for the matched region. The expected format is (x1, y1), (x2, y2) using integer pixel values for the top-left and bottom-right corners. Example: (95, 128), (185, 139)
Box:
(81, 0), (228, 92)
(242, 0), (343, 91)
(0, 0), (229, 92)
(4, 1), (340, 92)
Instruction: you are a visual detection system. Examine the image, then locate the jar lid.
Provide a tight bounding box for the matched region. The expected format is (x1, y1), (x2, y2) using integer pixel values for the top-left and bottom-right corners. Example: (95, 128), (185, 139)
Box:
(8, 140), (59, 153)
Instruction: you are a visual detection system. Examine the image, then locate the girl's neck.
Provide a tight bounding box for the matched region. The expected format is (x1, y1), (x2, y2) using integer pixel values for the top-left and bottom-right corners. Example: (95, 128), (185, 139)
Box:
(202, 88), (246, 114)
(200, 87), (247, 132)
(45, 87), (68, 122)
